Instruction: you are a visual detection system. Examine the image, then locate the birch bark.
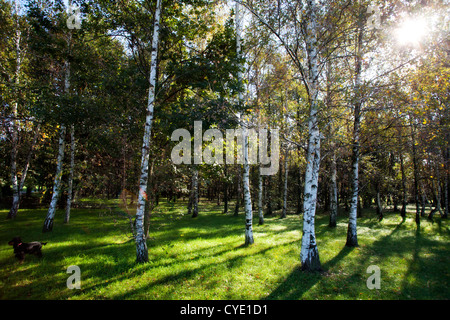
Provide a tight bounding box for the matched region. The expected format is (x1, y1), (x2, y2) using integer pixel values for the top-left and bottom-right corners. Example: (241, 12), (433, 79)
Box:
(42, 123), (66, 232)
(300, 0), (322, 271)
(258, 165), (264, 225)
(234, 165), (242, 216)
(8, 2), (22, 220)
(243, 125), (254, 245)
(236, 1), (254, 245)
(281, 148), (289, 219)
(42, 50), (71, 232)
(346, 11), (365, 247)
(64, 124), (76, 223)
(135, 0), (162, 263)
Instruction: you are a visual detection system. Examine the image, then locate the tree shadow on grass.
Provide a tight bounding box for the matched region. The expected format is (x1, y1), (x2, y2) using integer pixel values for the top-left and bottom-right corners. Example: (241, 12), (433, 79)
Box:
(265, 215), (449, 300)
(264, 246), (355, 300)
(69, 238), (299, 300)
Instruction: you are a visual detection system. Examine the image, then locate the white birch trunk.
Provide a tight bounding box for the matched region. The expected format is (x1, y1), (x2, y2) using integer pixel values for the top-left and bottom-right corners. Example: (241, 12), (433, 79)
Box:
(243, 125), (254, 245)
(234, 165), (242, 216)
(281, 148), (289, 219)
(234, 2), (243, 218)
(236, 1), (254, 245)
(43, 124), (66, 232)
(7, 3), (22, 220)
(9, 110), (20, 220)
(300, 0), (322, 271)
(258, 165), (264, 225)
(65, 124), (76, 223)
(135, 0), (162, 263)
(346, 12), (365, 247)
(43, 55), (71, 232)
(346, 100), (360, 246)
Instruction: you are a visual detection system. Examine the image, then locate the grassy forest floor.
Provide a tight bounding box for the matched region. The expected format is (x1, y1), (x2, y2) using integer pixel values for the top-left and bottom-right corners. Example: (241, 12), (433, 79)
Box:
(0, 199), (449, 300)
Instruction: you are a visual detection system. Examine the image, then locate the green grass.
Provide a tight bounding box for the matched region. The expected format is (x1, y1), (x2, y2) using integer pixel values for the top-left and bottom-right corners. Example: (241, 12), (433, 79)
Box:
(0, 200), (449, 300)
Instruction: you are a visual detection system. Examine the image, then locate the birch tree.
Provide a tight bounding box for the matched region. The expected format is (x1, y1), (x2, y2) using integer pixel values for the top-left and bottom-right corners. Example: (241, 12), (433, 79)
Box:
(236, 1), (254, 245)
(64, 124), (76, 223)
(238, 0), (345, 270)
(345, 10), (365, 247)
(7, 0), (32, 220)
(299, 0), (322, 271)
(42, 0), (74, 232)
(8, 0), (22, 220)
(281, 147), (289, 219)
(42, 122), (66, 232)
(134, 0), (162, 263)
(258, 165), (264, 225)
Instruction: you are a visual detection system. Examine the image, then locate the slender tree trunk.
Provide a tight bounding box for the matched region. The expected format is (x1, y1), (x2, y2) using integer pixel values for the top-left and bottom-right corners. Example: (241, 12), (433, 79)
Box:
(7, 5), (22, 220)
(421, 193), (427, 217)
(400, 153), (407, 218)
(346, 10), (364, 247)
(191, 166), (199, 218)
(281, 148), (289, 219)
(411, 123), (421, 227)
(43, 124), (66, 232)
(64, 125), (76, 224)
(43, 55), (71, 232)
(236, 2), (253, 245)
(326, 59), (337, 228)
(376, 185), (383, 221)
(233, 1), (243, 218)
(277, 156), (283, 210)
(428, 162), (443, 220)
(444, 147), (449, 219)
(234, 165), (242, 216)
(144, 159), (155, 238)
(300, 0), (322, 271)
(243, 125), (254, 245)
(134, 0), (161, 263)
(8, 123), (40, 219)
(329, 150), (338, 227)
(8, 106), (20, 220)
(265, 175), (273, 215)
(258, 165), (264, 225)
(223, 165), (229, 214)
(187, 167), (195, 215)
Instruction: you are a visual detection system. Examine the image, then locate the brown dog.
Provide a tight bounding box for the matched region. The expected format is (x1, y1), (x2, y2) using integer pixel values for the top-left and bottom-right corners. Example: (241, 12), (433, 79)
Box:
(8, 237), (47, 262)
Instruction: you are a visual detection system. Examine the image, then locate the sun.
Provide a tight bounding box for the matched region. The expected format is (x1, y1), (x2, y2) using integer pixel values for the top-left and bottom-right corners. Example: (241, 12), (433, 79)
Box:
(394, 17), (428, 46)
